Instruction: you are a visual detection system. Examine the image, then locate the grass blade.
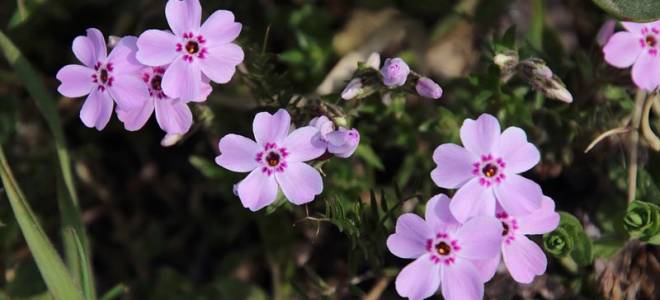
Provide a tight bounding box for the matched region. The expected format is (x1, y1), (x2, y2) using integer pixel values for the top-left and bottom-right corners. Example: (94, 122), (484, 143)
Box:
(0, 147), (83, 300)
(0, 29), (96, 299)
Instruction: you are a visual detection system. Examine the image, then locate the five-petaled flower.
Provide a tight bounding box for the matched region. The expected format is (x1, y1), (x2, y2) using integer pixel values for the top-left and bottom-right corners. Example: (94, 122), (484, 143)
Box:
(136, 0), (244, 101)
(431, 114), (542, 222)
(309, 116), (360, 158)
(387, 194), (502, 300)
(117, 66), (212, 134)
(475, 196), (559, 284)
(215, 109), (325, 211)
(57, 29), (149, 130)
(603, 20), (660, 91)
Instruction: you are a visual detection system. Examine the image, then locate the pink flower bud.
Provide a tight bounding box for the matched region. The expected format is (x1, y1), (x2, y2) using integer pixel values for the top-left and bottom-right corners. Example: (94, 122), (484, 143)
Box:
(415, 77), (443, 99)
(341, 78), (363, 100)
(380, 57), (410, 87)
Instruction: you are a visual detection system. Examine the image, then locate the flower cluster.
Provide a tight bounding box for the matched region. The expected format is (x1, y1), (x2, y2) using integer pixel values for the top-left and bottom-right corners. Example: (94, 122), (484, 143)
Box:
(56, 0), (243, 135)
(388, 114), (559, 300)
(603, 20), (660, 91)
(340, 53), (443, 101)
(214, 109), (359, 211)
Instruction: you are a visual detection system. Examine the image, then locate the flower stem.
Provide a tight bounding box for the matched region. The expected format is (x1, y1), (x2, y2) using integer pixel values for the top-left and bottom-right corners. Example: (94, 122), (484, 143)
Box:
(627, 90), (645, 204)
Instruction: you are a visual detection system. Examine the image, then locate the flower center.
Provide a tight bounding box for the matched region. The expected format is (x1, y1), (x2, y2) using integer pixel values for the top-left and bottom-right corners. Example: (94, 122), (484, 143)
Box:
(482, 163), (498, 178)
(185, 41), (199, 54)
(435, 242), (451, 256)
(265, 152), (280, 167)
(646, 35), (657, 47)
(99, 69), (109, 84)
(502, 222), (509, 236)
(150, 75), (163, 91)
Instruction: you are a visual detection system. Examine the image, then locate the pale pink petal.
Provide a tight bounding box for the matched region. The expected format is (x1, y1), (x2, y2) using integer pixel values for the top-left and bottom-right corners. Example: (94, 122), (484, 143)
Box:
(162, 57), (202, 101)
(215, 134), (260, 172)
(282, 127), (326, 162)
(631, 51), (660, 91)
(72, 36), (96, 67)
(56, 65), (95, 98)
(496, 127), (540, 174)
(473, 255), (500, 282)
(387, 213), (433, 259)
(275, 162), (323, 205)
(136, 30), (179, 66)
(621, 22), (645, 34)
(450, 178), (496, 223)
(108, 36), (143, 74)
(86, 28), (107, 62)
(200, 10), (242, 45)
(495, 174), (542, 217)
(165, 0), (202, 36)
(425, 194), (459, 233)
(460, 114), (500, 156)
(253, 109), (291, 145)
(455, 216), (502, 260)
(154, 98), (193, 134)
(326, 128), (359, 158)
(517, 196), (560, 235)
(395, 254), (441, 300)
(108, 74), (150, 110)
(200, 43), (244, 84)
(440, 259), (483, 300)
(502, 235), (547, 284)
(116, 98), (154, 131)
(80, 89), (113, 130)
(603, 31), (643, 68)
(188, 76), (213, 102)
(237, 169), (278, 211)
(431, 143), (476, 189)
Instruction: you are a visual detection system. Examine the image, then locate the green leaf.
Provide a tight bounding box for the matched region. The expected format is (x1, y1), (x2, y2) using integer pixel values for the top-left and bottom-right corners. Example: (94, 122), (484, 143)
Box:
(0, 30), (94, 299)
(0, 147), (84, 300)
(99, 284), (128, 300)
(623, 200), (660, 243)
(592, 0), (660, 22)
(356, 144), (384, 171)
(189, 155), (225, 178)
(8, 0), (48, 28)
(543, 212), (593, 267)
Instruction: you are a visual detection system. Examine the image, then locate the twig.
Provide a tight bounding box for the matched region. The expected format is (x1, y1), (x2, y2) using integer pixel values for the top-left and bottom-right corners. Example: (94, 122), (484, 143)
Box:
(627, 90), (645, 204)
(584, 126), (631, 153)
(362, 276), (391, 300)
(641, 93), (660, 151)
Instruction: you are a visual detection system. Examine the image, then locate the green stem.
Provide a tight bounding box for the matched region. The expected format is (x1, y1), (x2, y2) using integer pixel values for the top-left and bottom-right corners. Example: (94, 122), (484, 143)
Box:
(627, 90), (645, 204)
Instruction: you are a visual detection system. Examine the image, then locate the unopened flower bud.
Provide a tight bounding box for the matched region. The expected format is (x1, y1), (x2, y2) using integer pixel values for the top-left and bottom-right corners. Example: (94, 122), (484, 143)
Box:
(380, 57), (410, 87)
(341, 78), (363, 100)
(415, 77), (443, 99)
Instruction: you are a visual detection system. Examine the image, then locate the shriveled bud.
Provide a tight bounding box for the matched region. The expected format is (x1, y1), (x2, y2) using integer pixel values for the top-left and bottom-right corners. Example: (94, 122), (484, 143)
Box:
(161, 133), (183, 147)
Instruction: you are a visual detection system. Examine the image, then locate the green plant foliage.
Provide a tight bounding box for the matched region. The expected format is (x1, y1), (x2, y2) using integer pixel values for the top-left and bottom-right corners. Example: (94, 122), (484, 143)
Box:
(592, 0), (660, 22)
(544, 212), (593, 267)
(623, 200), (660, 244)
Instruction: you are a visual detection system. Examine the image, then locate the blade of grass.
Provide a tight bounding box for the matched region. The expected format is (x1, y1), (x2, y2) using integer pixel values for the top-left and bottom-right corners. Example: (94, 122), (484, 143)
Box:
(99, 284), (128, 300)
(0, 147), (83, 300)
(0, 29), (96, 299)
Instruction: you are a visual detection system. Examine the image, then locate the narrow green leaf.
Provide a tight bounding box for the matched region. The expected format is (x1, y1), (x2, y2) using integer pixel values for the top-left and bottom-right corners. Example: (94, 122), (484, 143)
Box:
(99, 284), (128, 300)
(0, 29), (95, 298)
(0, 147), (83, 300)
(592, 0), (660, 22)
(528, 0), (544, 50)
(8, 0), (48, 28)
(69, 229), (94, 300)
(356, 144), (384, 171)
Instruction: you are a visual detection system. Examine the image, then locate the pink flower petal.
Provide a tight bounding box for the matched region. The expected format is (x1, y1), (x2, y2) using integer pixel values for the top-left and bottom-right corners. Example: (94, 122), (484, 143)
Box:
(460, 114), (500, 156)
(395, 254), (441, 300)
(275, 162), (323, 205)
(165, 0), (202, 36)
(282, 126), (325, 162)
(108, 74), (150, 110)
(200, 10), (242, 45)
(425, 194), (459, 233)
(108, 36), (143, 74)
(494, 174), (542, 217)
(188, 76), (213, 103)
(502, 235), (547, 284)
(136, 30), (179, 66)
(326, 128), (360, 158)
(253, 109), (291, 145)
(455, 216), (503, 260)
(86, 28), (107, 62)
(631, 51), (660, 91)
(387, 213), (432, 259)
(431, 143), (476, 189)
(56, 64), (95, 98)
(215, 134), (260, 173)
(440, 258), (483, 300)
(162, 57), (202, 101)
(80, 89), (113, 130)
(496, 127), (540, 174)
(200, 43), (244, 84)
(517, 196), (560, 235)
(116, 98), (154, 131)
(450, 178), (496, 223)
(621, 22), (644, 34)
(154, 98), (193, 134)
(603, 31), (642, 68)
(473, 254), (500, 282)
(237, 169), (278, 211)
(72, 35), (96, 67)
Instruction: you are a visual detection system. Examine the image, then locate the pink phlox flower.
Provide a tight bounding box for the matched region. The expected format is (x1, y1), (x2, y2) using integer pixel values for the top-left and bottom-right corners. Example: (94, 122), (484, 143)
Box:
(309, 116), (360, 158)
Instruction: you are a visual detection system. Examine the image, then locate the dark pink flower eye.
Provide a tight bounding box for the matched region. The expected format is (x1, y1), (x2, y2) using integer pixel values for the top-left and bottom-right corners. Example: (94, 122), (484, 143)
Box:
(435, 241), (451, 256)
(501, 222), (510, 236)
(99, 69), (109, 83)
(482, 163), (498, 178)
(150, 75), (163, 91)
(185, 40), (199, 54)
(265, 152), (280, 167)
(646, 35), (657, 47)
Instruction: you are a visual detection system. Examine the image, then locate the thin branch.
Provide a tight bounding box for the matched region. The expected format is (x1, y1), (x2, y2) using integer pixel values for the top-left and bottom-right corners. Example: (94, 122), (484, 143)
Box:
(584, 126), (631, 153)
(627, 90), (646, 204)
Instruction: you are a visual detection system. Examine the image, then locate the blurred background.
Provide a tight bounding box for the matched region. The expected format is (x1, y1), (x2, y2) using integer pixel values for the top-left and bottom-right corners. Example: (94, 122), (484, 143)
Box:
(0, 0), (659, 299)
